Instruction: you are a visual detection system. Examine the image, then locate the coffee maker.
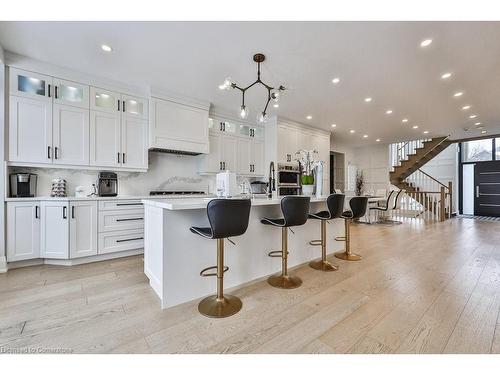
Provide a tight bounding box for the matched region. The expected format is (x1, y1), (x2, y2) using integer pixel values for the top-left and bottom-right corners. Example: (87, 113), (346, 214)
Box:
(10, 173), (37, 197)
(97, 172), (118, 197)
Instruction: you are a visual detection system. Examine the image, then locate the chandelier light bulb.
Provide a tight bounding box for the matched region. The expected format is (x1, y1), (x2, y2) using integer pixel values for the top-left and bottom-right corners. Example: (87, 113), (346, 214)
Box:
(257, 112), (268, 124)
(218, 77), (233, 90)
(271, 90), (280, 103)
(239, 105), (249, 119)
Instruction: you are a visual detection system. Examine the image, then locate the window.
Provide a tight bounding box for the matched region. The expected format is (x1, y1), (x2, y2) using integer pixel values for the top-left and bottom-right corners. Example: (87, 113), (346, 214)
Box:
(462, 139), (493, 162)
(495, 138), (500, 160)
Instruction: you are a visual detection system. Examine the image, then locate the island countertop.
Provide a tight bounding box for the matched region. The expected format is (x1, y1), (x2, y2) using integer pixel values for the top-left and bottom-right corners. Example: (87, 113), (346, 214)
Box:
(141, 195), (331, 210)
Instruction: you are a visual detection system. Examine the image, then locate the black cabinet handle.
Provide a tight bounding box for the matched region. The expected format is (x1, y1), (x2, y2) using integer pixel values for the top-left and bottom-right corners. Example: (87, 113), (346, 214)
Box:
(35, 205), (39, 219)
(48, 84), (51, 98)
(219, 161), (222, 170)
(223, 161), (226, 170)
(123, 100), (126, 112)
(117, 99), (120, 112)
(116, 218), (143, 222)
(47, 146), (51, 159)
(71, 206), (75, 219)
(116, 237), (143, 243)
(54, 147), (59, 159)
(63, 206), (67, 219)
(117, 152), (121, 163)
(122, 153), (126, 164)
(55, 86), (58, 99)
(116, 203), (143, 206)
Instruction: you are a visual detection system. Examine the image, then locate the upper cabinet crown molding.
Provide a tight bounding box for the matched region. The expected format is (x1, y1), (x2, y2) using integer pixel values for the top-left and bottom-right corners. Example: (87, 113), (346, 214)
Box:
(150, 86), (210, 112)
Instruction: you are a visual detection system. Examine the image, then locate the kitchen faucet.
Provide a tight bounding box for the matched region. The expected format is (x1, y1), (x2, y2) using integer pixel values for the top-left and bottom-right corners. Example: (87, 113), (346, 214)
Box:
(268, 161), (275, 198)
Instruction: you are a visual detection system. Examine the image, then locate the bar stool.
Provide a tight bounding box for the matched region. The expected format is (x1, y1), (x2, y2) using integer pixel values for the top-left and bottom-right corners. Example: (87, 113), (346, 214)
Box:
(190, 198), (251, 318)
(261, 196), (310, 289)
(308, 194), (345, 271)
(334, 196), (368, 261)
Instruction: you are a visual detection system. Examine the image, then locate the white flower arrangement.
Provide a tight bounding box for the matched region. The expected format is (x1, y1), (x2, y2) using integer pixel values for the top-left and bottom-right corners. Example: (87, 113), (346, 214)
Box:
(295, 149), (320, 185)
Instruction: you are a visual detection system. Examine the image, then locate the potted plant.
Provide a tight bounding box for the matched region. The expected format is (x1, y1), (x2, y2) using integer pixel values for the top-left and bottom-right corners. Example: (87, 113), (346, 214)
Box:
(295, 149), (319, 196)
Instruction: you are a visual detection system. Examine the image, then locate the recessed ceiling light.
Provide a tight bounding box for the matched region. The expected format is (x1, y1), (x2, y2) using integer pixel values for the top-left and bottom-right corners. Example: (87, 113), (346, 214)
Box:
(476, 125), (485, 130)
(376, 138), (381, 142)
(350, 130), (355, 134)
(101, 44), (113, 52)
(423, 131), (429, 134)
(475, 122), (482, 126)
(454, 91), (464, 97)
(306, 115), (312, 120)
(420, 39), (433, 47)
(469, 114), (477, 119)
(402, 118), (408, 123)
(273, 104), (279, 108)
(412, 125), (419, 129)
(332, 77), (340, 84)
(386, 110), (393, 114)
(363, 134), (368, 138)
(481, 130), (487, 134)
(441, 72), (452, 79)
(462, 105), (471, 110)
(364, 97), (372, 103)
(331, 124), (336, 128)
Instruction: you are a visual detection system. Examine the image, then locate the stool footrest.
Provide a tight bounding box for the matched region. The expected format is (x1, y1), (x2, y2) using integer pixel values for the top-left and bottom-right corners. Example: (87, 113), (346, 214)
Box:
(309, 239), (322, 246)
(268, 250), (289, 258)
(334, 236), (346, 242)
(200, 265), (229, 277)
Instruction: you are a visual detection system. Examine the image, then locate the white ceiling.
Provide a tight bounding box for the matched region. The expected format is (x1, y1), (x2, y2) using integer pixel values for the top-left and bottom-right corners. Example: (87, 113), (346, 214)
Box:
(1, 21), (500, 147)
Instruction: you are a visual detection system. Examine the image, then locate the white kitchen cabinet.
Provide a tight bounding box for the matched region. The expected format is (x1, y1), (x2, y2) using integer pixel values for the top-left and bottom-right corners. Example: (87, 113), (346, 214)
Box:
(98, 229), (144, 255)
(90, 110), (121, 167)
(150, 98), (209, 154)
(122, 94), (148, 120)
(199, 133), (237, 173)
(237, 137), (252, 175)
(9, 68), (52, 101)
(199, 134), (222, 173)
(121, 116), (148, 169)
(220, 135), (238, 172)
(6, 202), (41, 262)
(90, 87), (120, 114)
(40, 201), (69, 259)
(70, 201), (98, 258)
(98, 209), (144, 232)
(251, 140), (265, 176)
(53, 104), (90, 166)
(277, 124), (300, 163)
(53, 78), (89, 109)
(9, 96), (53, 164)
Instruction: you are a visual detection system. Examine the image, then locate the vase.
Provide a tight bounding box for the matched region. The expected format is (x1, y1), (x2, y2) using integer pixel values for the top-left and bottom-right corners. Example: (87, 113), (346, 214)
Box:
(302, 185), (314, 196)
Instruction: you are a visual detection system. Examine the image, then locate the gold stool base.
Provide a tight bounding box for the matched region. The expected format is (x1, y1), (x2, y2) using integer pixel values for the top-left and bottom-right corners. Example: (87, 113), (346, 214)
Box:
(309, 259), (339, 271)
(198, 294), (242, 318)
(334, 251), (362, 261)
(267, 274), (302, 289)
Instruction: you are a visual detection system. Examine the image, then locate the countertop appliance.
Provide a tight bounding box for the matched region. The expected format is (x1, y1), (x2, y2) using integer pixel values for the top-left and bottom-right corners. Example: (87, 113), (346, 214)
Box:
(314, 161), (324, 197)
(250, 181), (268, 195)
(10, 173), (37, 197)
(216, 171), (238, 198)
(150, 191), (206, 196)
(98, 172), (118, 197)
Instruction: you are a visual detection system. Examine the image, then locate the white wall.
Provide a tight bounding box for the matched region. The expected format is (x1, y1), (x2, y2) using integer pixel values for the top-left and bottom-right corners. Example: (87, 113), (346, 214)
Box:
(8, 152), (218, 197)
(330, 135), (356, 191)
(350, 143), (391, 194)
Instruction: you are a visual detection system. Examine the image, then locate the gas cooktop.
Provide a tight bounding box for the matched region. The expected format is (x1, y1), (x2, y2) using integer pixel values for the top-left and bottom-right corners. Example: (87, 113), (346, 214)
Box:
(149, 191), (206, 196)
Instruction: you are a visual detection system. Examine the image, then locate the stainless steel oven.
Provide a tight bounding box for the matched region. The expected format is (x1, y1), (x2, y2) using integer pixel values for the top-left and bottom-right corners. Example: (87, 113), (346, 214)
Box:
(277, 163), (301, 196)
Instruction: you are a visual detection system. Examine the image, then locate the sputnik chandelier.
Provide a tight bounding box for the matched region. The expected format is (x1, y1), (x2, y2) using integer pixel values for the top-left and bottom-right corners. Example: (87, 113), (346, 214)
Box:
(219, 53), (286, 124)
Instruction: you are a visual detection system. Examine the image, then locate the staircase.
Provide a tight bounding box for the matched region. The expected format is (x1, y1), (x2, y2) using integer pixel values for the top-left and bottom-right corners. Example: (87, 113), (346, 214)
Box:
(389, 136), (453, 220)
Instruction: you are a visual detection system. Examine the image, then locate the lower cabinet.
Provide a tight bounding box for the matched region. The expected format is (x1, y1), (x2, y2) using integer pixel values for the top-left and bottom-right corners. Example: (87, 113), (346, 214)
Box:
(98, 229), (144, 255)
(6, 201), (41, 262)
(70, 201), (98, 258)
(40, 201), (70, 259)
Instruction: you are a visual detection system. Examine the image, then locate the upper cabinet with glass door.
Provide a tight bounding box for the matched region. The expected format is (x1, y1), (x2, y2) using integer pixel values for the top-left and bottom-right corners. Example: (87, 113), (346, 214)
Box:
(90, 87), (120, 114)
(122, 94), (148, 120)
(53, 78), (89, 109)
(9, 68), (52, 101)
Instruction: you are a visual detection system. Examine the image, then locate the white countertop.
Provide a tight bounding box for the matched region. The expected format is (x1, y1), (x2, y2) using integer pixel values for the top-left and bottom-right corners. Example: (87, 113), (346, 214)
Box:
(5, 194), (212, 202)
(141, 195), (330, 210)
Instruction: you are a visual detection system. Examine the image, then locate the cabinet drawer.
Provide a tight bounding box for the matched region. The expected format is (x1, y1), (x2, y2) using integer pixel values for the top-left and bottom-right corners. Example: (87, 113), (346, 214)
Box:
(98, 209), (144, 232)
(98, 200), (143, 211)
(98, 229), (144, 254)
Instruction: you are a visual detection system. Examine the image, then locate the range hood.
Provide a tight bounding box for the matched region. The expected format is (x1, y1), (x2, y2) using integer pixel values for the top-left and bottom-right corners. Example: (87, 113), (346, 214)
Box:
(149, 148), (202, 156)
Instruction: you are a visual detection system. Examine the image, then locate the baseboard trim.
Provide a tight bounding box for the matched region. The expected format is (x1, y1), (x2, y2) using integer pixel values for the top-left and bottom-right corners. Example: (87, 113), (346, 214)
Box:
(6, 249), (144, 270)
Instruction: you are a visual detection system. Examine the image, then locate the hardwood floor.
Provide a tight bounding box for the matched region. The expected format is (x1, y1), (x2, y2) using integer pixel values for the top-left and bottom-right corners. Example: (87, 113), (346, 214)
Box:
(1, 217), (500, 354)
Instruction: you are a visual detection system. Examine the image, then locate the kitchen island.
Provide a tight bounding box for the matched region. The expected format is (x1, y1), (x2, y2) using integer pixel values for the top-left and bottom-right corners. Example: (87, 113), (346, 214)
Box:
(142, 196), (345, 309)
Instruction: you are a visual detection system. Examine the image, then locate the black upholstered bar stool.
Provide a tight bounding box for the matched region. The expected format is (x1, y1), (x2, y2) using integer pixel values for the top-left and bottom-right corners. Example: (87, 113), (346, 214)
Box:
(308, 194), (345, 271)
(261, 196), (310, 289)
(190, 199), (251, 318)
(334, 196), (369, 261)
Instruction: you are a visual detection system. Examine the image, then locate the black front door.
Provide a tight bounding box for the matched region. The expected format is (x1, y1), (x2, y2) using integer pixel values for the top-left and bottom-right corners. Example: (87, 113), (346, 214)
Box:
(474, 161), (500, 216)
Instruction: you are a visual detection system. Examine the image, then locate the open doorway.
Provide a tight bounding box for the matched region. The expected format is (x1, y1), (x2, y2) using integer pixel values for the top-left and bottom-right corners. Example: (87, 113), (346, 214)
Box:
(330, 151), (345, 194)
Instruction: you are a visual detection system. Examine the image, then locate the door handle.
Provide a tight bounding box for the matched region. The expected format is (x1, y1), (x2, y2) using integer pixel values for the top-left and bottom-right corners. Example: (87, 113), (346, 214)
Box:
(117, 99), (121, 112)
(71, 206), (75, 219)
(55, 86), (58, 99)
(219, 161), (222, 170)
(116, 237), (144, 243)
(223, 161), (226, 170)
(48, 146), (52, 159)
(116, 218), (143, 222)
(476, 186), (479, 198)
(122, 153), (126, 164)
(35, 205), (39, 219)
(48, 84), (51, 98)
(54, 146), (59, 159)
(122, 100), (126, 112)
(63, 206), (67, 219)
(117, 152), (121, 163)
